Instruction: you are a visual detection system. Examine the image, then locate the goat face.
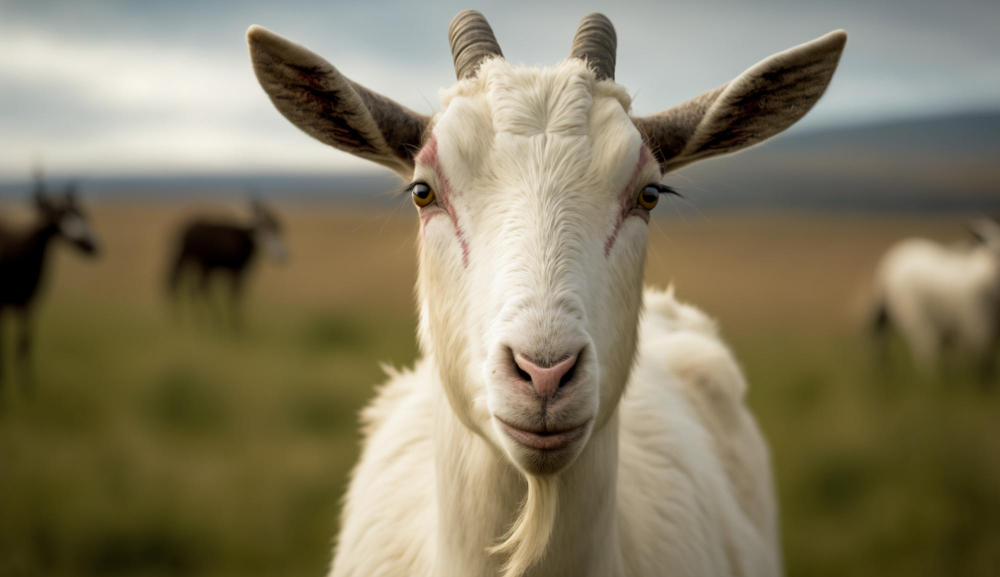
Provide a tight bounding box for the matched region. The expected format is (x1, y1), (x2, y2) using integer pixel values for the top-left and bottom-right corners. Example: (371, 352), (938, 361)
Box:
(251, 200), (287, 264)
(411, 60), (659, 474)
(36, 187), (100, 256)
(249, 11), (845, 475)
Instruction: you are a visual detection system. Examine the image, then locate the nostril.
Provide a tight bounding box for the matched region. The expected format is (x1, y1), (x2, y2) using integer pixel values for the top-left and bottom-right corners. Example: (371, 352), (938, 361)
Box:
(559, 359), (577, 388)
(512, 352), (580, 401)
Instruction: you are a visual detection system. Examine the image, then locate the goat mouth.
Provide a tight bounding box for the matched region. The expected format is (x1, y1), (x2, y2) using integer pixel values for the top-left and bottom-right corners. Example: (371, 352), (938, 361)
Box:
(496, 417), (589, 451)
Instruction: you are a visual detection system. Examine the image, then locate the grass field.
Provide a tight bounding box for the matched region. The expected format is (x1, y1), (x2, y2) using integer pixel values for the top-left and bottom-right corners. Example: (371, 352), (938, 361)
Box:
(1, 201), (998, 577)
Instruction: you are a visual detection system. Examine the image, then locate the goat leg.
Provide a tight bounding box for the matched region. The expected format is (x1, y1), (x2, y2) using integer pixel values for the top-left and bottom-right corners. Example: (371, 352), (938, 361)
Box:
(16, 307), (34, 398)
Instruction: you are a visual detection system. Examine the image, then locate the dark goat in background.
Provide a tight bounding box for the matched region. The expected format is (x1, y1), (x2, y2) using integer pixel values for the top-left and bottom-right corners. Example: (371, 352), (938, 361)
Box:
(0, 175), (100, 395)
(166, 199), (286, 330)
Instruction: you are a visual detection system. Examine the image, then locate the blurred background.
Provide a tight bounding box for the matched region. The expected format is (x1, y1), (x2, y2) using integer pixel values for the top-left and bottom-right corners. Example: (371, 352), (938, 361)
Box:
(1, 1), (998, 576)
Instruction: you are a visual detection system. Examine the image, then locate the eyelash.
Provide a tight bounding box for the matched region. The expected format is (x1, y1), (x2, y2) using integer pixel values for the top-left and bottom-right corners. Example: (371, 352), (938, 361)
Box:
(643, 183), (681, 198)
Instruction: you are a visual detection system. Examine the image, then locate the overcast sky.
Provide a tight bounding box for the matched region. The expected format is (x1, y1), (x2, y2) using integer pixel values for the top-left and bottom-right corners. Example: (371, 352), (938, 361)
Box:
(1, 0), (998, 178)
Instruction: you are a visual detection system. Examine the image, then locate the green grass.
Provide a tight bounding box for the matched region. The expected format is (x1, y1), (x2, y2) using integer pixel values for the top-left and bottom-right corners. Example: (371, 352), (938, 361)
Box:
(0, 300), (418, 577)
(738, 333), (1000, 577)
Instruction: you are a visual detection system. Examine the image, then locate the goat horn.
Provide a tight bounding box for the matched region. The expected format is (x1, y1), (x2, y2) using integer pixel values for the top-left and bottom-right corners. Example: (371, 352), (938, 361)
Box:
(570, 13), (617, 81)
(449, 10), (503, 80)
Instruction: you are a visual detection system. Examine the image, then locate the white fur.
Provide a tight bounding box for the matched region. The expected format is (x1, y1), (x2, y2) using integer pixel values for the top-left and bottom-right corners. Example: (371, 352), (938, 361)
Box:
(58, 213), (94, 245)
(872, 221), (1000, 372)
(332, 287), (780, 577)
(254, 228), (287, 263)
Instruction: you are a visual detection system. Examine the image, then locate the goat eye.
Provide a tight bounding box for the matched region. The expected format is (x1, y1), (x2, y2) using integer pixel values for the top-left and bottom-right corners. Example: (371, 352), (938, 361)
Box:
(638, 185), (660, 210)
(410, 183), (435, 208)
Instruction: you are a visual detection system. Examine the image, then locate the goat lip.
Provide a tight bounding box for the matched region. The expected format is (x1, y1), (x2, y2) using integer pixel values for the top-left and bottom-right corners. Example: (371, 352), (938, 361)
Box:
(496, 417), (589, 451)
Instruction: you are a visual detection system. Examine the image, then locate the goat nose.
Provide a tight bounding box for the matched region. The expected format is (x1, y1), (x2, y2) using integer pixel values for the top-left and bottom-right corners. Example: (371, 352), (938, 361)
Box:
(513, 353), (579, 400)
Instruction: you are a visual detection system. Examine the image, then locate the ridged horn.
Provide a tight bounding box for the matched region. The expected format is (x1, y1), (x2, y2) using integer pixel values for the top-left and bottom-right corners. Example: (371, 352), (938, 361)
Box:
(449, 10), (503, 80)
(570, 13), (617, 81)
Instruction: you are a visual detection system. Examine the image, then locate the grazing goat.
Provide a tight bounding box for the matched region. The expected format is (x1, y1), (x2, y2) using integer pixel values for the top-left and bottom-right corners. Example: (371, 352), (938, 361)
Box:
(166, 198), (286, 330)
(871, 218), (1000, 378)
(0, 178), (100, 394)
(249, 11), (845, 577)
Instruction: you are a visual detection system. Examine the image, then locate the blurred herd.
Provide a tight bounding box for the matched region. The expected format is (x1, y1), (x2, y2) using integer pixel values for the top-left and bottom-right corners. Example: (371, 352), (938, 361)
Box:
(1, 170), (289, 395)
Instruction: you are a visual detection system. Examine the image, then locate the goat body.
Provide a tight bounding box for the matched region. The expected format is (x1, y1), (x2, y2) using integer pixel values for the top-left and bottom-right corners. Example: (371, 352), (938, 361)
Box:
(169, 220), (258, 280)
(0, 189), (99, 392)
(873, 236), (1000, 374)
(0, 221), (58, 309)
(166, 202), (285, 331)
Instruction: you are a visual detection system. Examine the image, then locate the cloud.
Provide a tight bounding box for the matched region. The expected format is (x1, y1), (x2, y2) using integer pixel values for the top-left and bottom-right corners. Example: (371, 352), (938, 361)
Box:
(0, 25), (395, 176)
(0, 30), (252, 115)
(0, 0), (998, 178)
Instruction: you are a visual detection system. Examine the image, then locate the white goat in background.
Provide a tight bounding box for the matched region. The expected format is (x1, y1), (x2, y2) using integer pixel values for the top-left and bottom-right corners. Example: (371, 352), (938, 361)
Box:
(872, 218), (1000, 378)
(248, 10), (846, 577)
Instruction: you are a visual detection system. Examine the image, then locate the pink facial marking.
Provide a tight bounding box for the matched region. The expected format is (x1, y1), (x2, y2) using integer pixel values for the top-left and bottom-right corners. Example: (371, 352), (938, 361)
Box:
(416, 137), (470, 267)
(604, 146), (654, 256)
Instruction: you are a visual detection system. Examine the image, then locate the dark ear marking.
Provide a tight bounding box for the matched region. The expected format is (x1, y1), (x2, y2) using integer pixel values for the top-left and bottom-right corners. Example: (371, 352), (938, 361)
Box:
(634, 30), (846, 172)
(635, 86), (726, 169)
(280, 62), (381, 155)
(248, 25), (430, 177)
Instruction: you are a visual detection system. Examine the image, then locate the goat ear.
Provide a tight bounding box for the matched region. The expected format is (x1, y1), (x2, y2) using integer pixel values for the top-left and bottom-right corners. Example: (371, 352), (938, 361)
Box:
(635, 30), (846, 173)
(34, 190), (51, 211)
(33, 182), (53, 211)
(247, 26), (430, 179)
(32, 166), (48, 207)
(65, 182), (79, 204)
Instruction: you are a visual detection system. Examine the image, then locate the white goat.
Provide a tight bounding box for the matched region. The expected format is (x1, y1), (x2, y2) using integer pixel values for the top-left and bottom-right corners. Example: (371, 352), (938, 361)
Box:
(248, 11), (846, 577)
(871, 218), (1000, 376)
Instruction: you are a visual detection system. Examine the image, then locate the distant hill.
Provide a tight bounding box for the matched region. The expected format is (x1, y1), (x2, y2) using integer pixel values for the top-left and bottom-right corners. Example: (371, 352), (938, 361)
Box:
(1, 111), (998, 213)
(770, 111), (1000, 153)
(0, 172), (403, 206)
(674, 110), (1000, 212)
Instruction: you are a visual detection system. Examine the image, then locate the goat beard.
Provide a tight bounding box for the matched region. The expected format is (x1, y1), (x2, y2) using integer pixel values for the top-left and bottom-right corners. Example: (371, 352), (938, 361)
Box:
(488, 474), (559, 577)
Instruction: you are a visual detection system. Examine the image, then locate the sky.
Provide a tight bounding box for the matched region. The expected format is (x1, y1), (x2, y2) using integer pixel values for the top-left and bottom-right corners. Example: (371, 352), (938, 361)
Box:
(0, 0), (998, 178)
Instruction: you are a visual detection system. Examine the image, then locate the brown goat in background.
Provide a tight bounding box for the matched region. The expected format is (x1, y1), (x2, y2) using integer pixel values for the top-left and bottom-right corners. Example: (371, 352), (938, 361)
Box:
(0, 173), (100, 395)
(165, 198), (286, 331)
